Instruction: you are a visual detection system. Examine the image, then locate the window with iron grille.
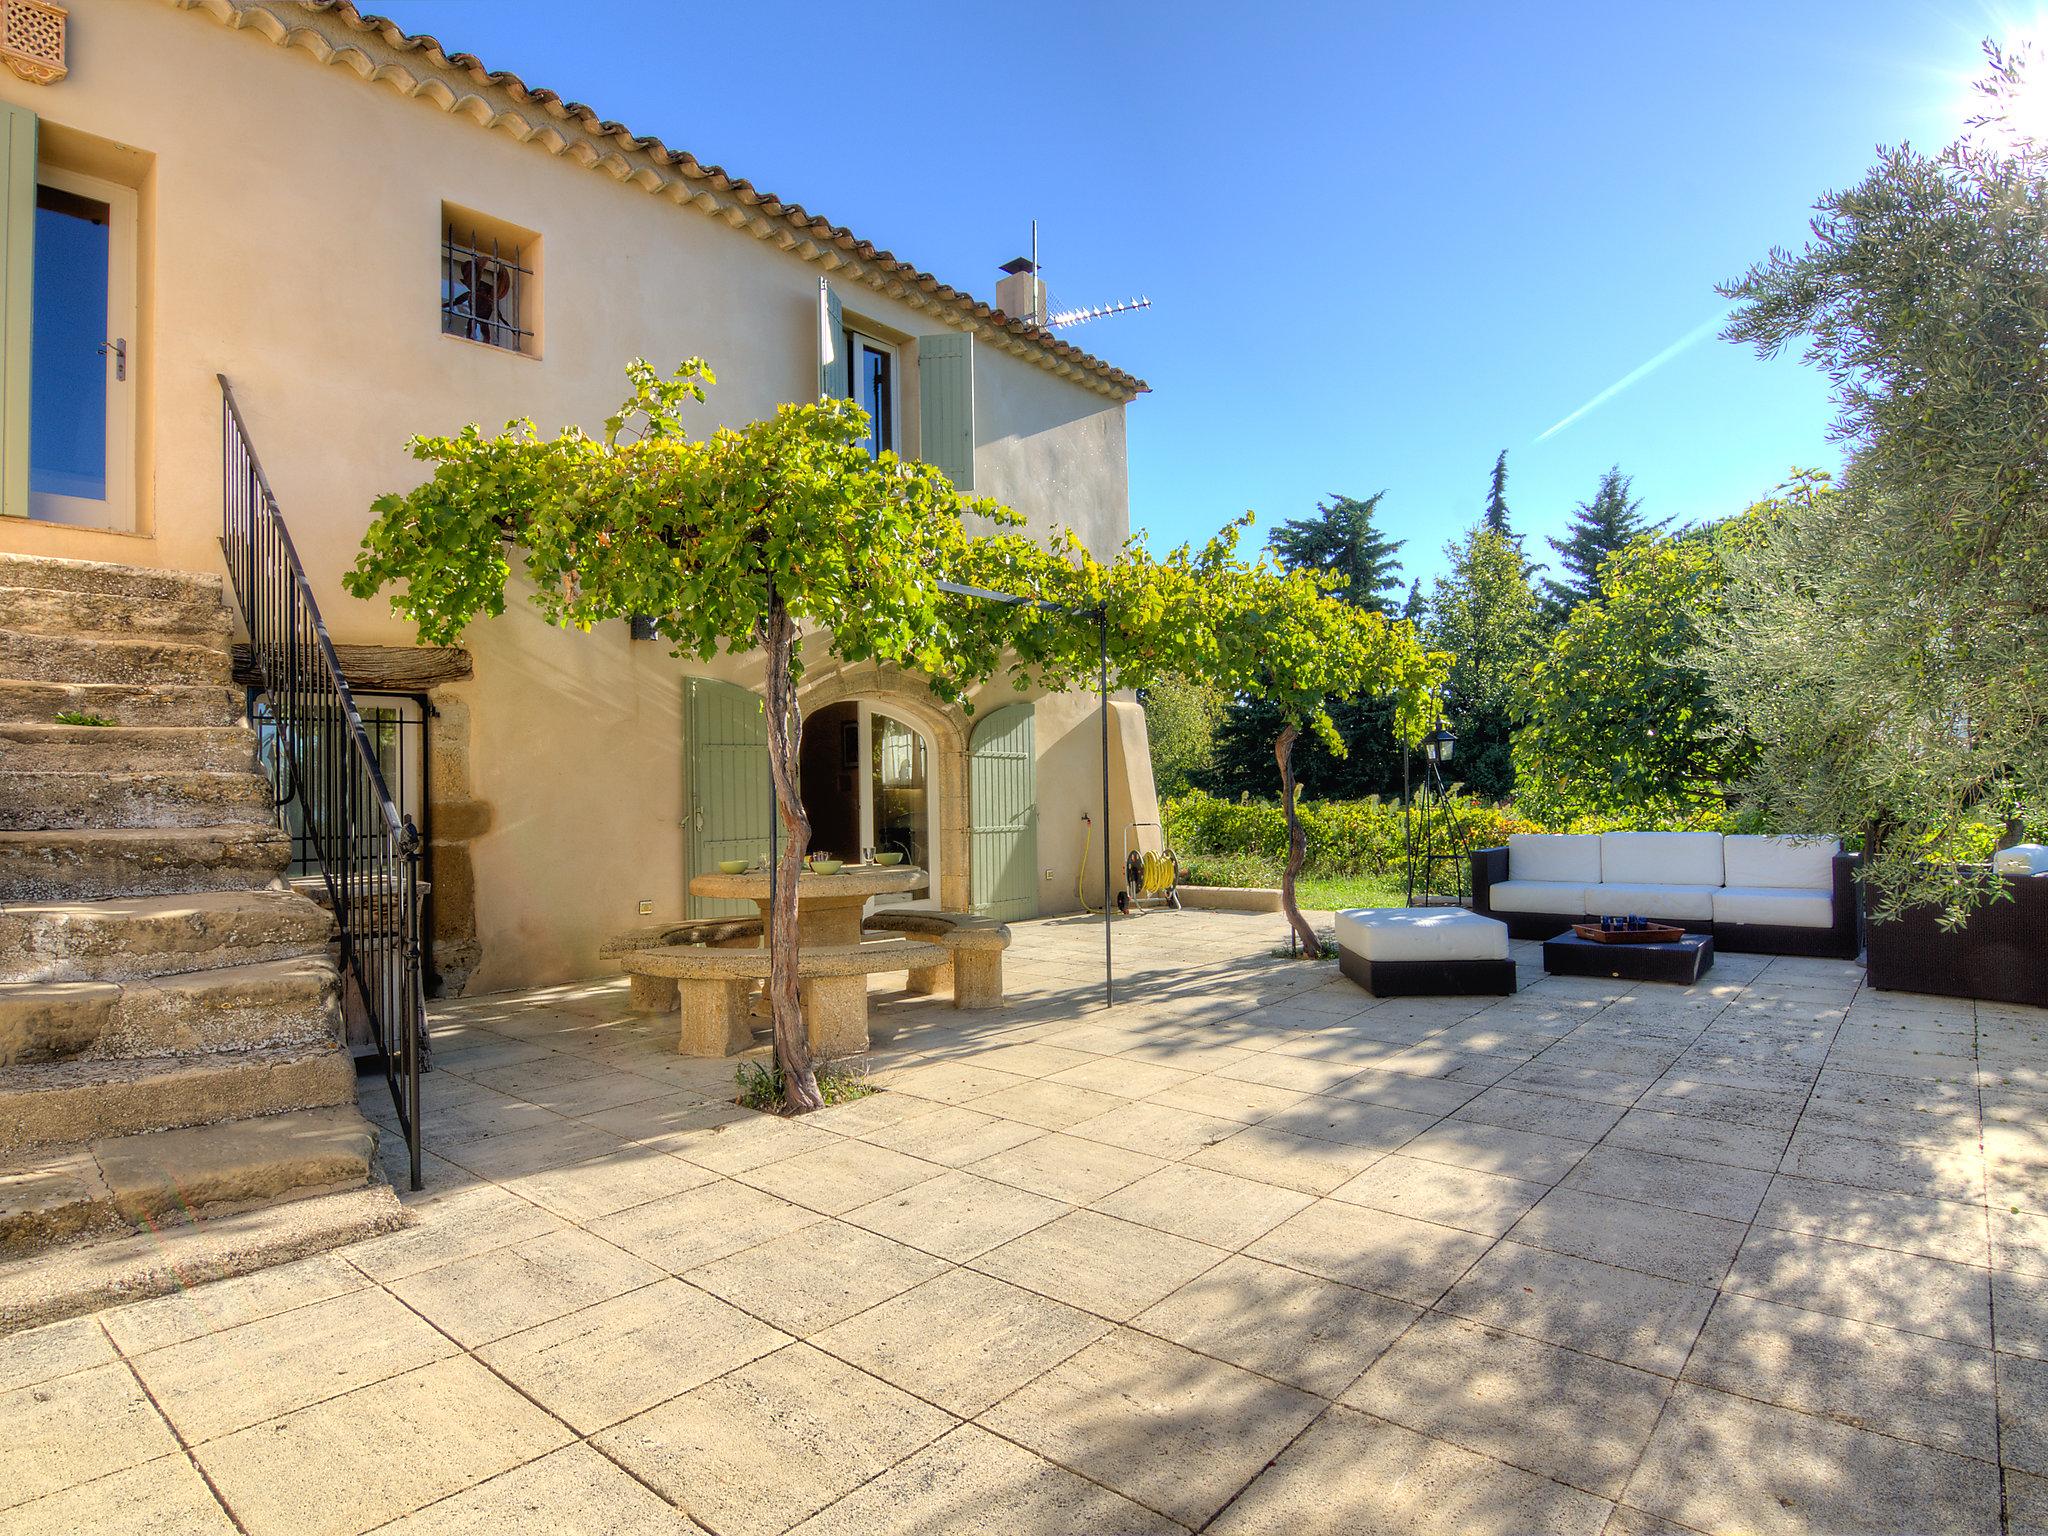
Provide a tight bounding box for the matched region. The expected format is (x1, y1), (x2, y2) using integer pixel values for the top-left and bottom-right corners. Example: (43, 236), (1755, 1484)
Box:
(247, 691), (427, 880)
(440, 210), (536, 355)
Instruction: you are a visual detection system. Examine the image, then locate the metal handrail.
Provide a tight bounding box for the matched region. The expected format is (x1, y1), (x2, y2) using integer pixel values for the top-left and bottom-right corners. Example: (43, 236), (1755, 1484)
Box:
(218, 375), (424, 1190)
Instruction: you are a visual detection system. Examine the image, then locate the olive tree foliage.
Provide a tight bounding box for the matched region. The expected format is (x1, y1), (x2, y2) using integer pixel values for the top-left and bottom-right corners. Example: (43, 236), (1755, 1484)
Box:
(1425, 527), (1541, 800)
(1513, 529), (1754, 824)
(1708, 43), (2048, 918)
(348, 359), (1023, 1112)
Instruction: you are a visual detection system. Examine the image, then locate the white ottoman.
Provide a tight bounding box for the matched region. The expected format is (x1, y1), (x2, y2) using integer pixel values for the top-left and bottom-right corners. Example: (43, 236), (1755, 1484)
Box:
(1334, 908), (1516, 997)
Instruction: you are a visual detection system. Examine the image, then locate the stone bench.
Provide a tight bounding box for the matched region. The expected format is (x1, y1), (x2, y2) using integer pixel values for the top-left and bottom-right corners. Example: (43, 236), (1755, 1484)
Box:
(861, 911), (1010, 1009)
(615, 937), (946, 1059)
(600, 918), (764, 1012)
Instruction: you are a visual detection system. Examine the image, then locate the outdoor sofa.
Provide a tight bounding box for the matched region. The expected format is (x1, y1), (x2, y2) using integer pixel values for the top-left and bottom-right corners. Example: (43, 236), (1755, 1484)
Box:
(1863, 845), (2048, 1008)
(1471, 831), (1861, 959)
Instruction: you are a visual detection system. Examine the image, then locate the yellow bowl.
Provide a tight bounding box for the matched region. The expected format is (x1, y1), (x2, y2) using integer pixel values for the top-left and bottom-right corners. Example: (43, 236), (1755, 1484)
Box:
(874, 851), (904, 866)
(808, 859), (844, 875)
(717, 860), (750, 875)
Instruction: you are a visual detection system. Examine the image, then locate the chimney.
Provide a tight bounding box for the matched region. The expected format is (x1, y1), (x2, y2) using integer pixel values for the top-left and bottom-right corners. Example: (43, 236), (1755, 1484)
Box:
(995, 256), (1046, 326)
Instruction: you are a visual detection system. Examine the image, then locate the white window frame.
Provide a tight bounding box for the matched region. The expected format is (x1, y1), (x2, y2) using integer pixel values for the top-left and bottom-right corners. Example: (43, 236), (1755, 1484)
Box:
(30, 165), (136, 530)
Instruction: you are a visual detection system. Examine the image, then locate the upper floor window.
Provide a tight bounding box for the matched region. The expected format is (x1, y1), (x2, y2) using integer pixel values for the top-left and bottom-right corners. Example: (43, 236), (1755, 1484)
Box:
(844, 330), (895, 456)
(440, 204), (538, 356)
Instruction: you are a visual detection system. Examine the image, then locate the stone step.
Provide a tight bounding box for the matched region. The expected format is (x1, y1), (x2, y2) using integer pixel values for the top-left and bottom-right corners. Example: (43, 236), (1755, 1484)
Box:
(0, 1104), (376, 1260)
(0, 956), (338, 1065)
(0, 889), (333, 983)
(0, 769), (275, 831)
(0, 723), (257, 774)
(0, 552), (225, 605)
(0, 628), (231, 689)
(0, 824), (291, 901)
(0, 1043), (358, 1153)
(0, 585), (231, 644)
(0, 680), (244, 728)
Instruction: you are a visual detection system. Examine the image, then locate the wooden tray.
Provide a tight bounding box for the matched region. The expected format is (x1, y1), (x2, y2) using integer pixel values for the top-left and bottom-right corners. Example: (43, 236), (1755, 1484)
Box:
(1572, 921), (1687, 945)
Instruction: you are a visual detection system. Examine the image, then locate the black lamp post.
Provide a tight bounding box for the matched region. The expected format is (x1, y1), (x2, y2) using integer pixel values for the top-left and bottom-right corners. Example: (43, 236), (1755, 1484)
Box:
(1405, 706), (1465, 908)
(1423, 724), (1457, 768)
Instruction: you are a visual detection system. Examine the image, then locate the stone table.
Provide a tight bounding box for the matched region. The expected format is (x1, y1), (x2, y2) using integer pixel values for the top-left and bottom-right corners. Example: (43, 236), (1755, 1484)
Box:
(687, 864), (928, 948)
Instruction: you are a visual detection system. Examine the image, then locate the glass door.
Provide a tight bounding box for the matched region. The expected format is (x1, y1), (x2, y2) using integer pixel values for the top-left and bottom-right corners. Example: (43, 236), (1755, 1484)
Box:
(30, 167), (136, 529)
(860, 705), (936, 911)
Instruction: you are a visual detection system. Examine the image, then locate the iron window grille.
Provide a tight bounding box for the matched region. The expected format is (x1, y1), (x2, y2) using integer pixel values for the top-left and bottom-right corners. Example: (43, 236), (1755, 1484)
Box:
(441, 224), (532, 353)
(249, 690), (426, 881)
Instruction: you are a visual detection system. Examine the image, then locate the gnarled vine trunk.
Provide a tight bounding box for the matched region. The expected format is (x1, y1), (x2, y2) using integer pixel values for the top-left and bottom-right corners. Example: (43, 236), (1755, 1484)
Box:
(760, 595), (822, 1112)
(1275, 723), (1322, 958)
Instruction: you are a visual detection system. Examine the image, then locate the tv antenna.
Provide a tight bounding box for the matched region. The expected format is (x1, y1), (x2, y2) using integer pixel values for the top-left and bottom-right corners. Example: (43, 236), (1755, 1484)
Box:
(999, 220), (1153, 333)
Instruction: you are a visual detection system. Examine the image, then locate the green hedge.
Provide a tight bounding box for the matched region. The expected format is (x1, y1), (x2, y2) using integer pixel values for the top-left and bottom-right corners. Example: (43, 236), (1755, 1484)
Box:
(1162, 788), (1734, 880)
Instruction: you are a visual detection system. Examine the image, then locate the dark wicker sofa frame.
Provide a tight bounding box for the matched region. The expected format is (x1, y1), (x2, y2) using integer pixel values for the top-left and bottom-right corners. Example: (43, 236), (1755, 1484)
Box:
(1864, 869), (2048, 1008)
(1469, 846), (1863, 960)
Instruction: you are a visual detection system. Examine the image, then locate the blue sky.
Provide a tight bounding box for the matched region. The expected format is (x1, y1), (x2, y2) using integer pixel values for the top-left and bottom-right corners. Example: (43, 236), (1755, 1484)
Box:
(369, 0), (1996, 587)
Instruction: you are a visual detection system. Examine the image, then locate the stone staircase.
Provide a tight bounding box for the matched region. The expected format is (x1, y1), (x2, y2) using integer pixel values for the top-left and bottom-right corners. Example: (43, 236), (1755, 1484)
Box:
(0, 552), (383, 1262)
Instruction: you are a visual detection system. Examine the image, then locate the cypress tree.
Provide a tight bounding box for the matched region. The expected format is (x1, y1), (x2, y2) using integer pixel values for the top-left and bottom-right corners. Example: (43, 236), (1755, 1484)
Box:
(1268, 492), (1406, 614)
(1483, 450), (1512, 536)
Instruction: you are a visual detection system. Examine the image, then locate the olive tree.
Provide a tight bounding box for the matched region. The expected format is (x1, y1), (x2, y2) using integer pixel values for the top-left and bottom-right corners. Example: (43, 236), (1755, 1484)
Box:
(347, 359), (1019, 1111)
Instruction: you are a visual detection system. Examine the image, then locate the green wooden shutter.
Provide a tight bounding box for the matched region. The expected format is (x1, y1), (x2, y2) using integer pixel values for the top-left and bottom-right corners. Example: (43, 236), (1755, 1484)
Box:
(969, 703), (1037, 919)
(917, 330), (975, 490)
(685, 678), (774, 918)
(0, 103), (34, 519)
(816, 278), (844, 400)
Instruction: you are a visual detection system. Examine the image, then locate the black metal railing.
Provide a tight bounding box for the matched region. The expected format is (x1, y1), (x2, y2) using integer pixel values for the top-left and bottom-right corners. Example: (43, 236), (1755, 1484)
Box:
(219, 375), (424, 1190)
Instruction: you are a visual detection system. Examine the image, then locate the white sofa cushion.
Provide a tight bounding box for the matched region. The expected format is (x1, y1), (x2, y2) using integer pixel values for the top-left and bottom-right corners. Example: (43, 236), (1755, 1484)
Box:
(1724, 834), (1839, 890)
(1583, 882), (1718, 922)
(1600, 832), (1724, 887)
(1487, 880), (1589, 916)
(1335, 908), (1509, 962)
(1507, 833), (1602, 884)
(1994, 843), (2048, 876)
(1713, 886), (1834, 929)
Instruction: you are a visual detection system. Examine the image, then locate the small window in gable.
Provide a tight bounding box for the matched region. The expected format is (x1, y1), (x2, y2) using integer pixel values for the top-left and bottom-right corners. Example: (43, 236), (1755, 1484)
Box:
(440, 204), (538, 357)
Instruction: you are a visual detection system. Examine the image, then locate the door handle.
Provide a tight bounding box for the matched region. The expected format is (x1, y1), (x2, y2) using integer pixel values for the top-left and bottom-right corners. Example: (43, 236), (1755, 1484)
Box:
(98, 338), (126, 382)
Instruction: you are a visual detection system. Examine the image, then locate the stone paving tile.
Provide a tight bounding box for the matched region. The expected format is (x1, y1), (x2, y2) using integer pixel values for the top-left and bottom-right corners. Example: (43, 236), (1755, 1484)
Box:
(1780, 1125), (1986, 1204)
(596, 1343), (955, 1536)
(2010, 1471), (2048, 1536)
(1682, 1292), (1997, 1460)
(586, 1179), (824, 1274)
(1142, 1072), (1306, 1123)
(1398, 1117), (1593, 1184)
(0, 1359), (179, 1512)
(668, 1113), (843, 1175)
(1345, 1312), (1672, 1498)
(967, 1078), (1129, 1130)
(844, 1168), (1066, 1261)
(1211, 1405), (1613, 1536)
(2004, 1351), (2048, 1477)
(981, 1328), (1323, 1528)
(385, 1227), (664, 1348)
(373, 1444), (697, 1534)
(1247, 1198), (1493, 1306)
(0, 1313), (115, 1393)
(4, 1451), (237, 1536)
(195, 1357), (572, 1536)
(1091, 1162), (1313, 1250)
(1453, 1084), (1628, 1142)
(474, 1277), (788, 1433)
(1624, 1381), (2001, 1536)
(1133, 1252), (1418, 1396)
(783, 1422), (1181, 1536)
(1331, 1153), (1548, 1238)
(1561, 1145), (1774, 1223)
(1723, 1226), (1993, 1347)
(857, 1104), (1042, 1166)
(340, 1182), (563, 1282)
(1437, 1240), (1715, 1376)
(965, 1131), (1165, 1203)
(1997, 1207), (2048, 1277)
(735, 1137), (942, 1216)
(1997, 1267), (2048, 1360)
(686, 1219), (951, 1338)
(101, 1253), (371, 1359)
(1601, 1104), (1790, 1171)
(1509, 1187), (1748, 1288)
(810, 1268), (1110, 1416)
(1254, 1093), (1438, 1151)
(1754, 1172), (1989, 1265)
(130, 1287), (456, 1443)
(1065, 1099), (1242, 1159)
(973, 1208), (1227, 1321)
(1186, 1122), (1389, 1194)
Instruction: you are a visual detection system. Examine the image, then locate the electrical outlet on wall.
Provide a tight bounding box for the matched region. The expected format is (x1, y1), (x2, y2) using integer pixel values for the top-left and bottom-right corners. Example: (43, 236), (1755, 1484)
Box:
(638, 899), (654, 915)
(1044, 869), (1055, 880)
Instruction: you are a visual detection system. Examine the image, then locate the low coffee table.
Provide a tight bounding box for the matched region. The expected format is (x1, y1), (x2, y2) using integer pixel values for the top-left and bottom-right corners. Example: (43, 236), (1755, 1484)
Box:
(1542, 929), (1713, 985)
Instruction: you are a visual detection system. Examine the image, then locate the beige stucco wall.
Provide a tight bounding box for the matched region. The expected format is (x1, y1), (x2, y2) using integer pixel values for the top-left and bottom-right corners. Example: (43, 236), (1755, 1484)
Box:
(0, 0), (1155, 990)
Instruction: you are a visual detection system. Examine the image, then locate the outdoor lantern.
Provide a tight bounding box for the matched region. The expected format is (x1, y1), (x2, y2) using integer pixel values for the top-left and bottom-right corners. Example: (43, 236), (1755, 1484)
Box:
(1423, 725), (1456, 764)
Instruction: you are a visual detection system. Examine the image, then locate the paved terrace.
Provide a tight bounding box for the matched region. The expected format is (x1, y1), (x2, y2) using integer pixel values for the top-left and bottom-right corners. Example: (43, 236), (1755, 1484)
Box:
(3, 911), (2045, 1535)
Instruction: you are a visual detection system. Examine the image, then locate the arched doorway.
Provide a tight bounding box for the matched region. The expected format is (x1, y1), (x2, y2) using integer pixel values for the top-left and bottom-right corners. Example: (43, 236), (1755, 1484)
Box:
(969, 702), (1037, 920)
(797, 699), (940, 911)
